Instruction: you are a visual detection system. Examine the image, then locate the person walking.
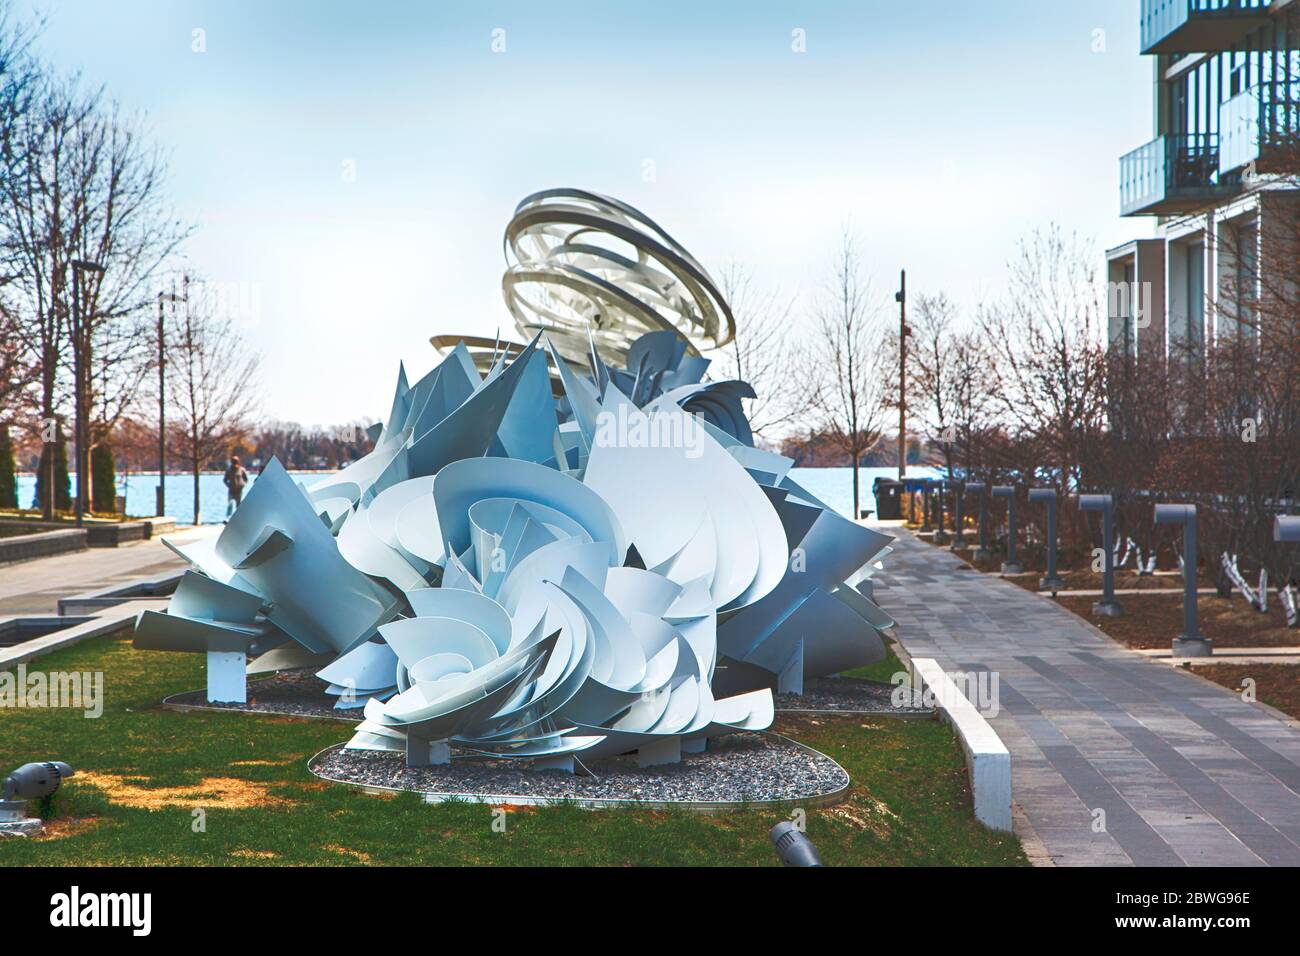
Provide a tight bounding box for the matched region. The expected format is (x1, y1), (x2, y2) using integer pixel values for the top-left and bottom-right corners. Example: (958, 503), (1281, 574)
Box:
(223, 455), (249, 520)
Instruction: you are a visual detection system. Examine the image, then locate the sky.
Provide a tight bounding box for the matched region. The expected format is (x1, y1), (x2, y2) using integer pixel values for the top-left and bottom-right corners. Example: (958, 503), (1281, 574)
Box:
(24, 0), (1156, 426)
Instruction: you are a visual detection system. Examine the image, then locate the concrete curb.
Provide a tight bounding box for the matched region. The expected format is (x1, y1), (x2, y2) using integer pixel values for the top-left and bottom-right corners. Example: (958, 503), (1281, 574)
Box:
(0, 603), (158, 669)
(0, 528), (88, 565)
(909, 656), (1013, 832)
(57, 571), (183, 617)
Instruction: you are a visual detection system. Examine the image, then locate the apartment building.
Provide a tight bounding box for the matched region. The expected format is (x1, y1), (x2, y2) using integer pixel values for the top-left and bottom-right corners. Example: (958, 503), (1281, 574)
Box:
(1107, 0), (1299, 361)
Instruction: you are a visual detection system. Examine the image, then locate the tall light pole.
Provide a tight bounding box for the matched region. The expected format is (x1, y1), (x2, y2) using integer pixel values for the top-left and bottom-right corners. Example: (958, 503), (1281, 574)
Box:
(69, 259), (105, 527)
(895, 270), (908, 481)
(156, 284), (184, 517)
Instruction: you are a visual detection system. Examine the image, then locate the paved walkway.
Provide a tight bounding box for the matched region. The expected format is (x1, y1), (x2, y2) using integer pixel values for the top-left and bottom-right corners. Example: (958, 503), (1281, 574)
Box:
(0, 526), (212, 615)
(873, 525), (1300, 867)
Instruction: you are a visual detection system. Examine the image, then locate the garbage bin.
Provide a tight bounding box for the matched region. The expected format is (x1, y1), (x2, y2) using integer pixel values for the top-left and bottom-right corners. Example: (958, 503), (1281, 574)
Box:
(873, 478), (902, 520)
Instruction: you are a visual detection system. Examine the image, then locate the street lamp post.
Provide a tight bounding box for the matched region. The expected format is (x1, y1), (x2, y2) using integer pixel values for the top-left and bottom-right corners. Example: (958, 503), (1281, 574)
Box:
(69, 259), (105, 528)
(156, 286), (184, 517)
(1155, 504), (1210, 658)
(992, 485), (1022, 575)
(1079, 494), (1122, 617)
(1029, 488), (1066, 594)
(951, 480), (966, 551)
(933, 479), (948, 545)
(896, 270), (908, 483)
(966, 482), (989, 561)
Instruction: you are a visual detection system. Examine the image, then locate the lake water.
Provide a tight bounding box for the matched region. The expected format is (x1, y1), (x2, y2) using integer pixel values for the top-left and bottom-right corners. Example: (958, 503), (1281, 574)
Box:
(16, 464), (939, 526)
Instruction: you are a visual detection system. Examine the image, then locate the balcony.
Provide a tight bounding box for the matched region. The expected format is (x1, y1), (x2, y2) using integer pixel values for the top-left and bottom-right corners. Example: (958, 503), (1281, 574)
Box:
(1219, 82), (1300, 175)
(1141, 0), (1272, 56)
(1120, 134), (1238, 216)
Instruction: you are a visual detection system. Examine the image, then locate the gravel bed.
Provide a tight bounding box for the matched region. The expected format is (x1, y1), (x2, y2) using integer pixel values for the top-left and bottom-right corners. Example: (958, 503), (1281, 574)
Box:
(776, 676), (934, 716)
(312, 732), (849, 807)
(166, 669), (362, 720)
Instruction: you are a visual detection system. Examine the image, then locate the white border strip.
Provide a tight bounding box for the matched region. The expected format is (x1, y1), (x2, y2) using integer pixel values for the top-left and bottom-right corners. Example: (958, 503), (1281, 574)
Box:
(910, 657), (1012, 832)
(0, 602), (165, 669)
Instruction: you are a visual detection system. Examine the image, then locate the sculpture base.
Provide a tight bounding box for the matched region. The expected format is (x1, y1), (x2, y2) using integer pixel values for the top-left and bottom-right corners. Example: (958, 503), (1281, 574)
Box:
(1172, 636), (1214, 658)
(933, 532), (949, 545)
(532, 754), (575, 773)
(637, 737), (682, 768)
(1040, 576), (1066, 594)
(972, 549), (992, 561)
(950, 538), (966, 552)
(206, 650), (247, 704)
(1092, 600), (1124, 618)
(406, 736), (451, 768)
(1000, 562), (1024, 575)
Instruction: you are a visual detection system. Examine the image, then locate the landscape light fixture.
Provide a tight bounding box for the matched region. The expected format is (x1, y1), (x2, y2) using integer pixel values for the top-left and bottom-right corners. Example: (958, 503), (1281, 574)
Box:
(1078, 494), (1122, 617)
(991, 485), (1022, 574)
(769, 821), (824, 867)
(965, 482), (990, 560)
(1275, 516), (1300, 543)
(1, 761), (74, 835)
(1155, 504), (1211, 658)
(1028, 488), (1065, 593)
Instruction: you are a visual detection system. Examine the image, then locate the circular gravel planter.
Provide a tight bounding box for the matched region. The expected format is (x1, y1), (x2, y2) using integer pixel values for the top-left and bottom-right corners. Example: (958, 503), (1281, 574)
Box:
(163, 670), (361, 722)
(309, 732), (850, 812)
(776, 676), (935, 718)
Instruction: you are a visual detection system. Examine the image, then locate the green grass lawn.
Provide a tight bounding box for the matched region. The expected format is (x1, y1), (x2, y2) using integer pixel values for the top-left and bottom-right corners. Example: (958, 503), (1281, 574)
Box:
(0, 632), (1026, 866)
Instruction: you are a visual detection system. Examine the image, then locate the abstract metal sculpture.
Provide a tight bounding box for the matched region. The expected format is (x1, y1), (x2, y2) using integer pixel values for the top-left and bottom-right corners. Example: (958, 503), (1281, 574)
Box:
(502, 189), (735, 372)
(134, 190), (895, 772)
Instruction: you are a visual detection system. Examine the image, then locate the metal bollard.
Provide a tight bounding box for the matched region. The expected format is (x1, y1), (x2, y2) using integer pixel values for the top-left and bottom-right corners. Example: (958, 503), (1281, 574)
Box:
(1029, 488), (1065, 594)
(1079, 494), (1122, 617)
(1155, 503), (1211, 658)
(992, 485), (1022, 575)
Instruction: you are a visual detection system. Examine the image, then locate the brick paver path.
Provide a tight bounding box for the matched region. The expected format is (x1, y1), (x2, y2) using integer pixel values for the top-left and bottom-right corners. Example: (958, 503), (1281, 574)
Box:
(874, 525), (1300, 866)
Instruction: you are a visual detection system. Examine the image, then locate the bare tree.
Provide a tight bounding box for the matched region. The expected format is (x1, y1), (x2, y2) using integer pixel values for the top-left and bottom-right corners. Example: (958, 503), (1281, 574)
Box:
(905, 291), (966, 478)
(806, 230), (890, 518)
(978, 226), (1108, 493)
(946, 329), (997, 480)
(1, 73), (188, 514)
(167, 285), (261, 524)
(713, 263), (807, 443)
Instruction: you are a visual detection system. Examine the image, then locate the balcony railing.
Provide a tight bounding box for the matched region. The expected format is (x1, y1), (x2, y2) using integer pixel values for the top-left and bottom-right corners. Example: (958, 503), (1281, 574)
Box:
(1141, 0), (1271, 56)
(1219, 81), (1300, 174)
(1120, 133), (1238, 216)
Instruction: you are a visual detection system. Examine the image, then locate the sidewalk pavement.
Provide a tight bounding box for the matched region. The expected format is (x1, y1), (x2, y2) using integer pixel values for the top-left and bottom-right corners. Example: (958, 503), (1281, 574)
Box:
(872, 524), (1300, 867)
(0, 526), (213, 616)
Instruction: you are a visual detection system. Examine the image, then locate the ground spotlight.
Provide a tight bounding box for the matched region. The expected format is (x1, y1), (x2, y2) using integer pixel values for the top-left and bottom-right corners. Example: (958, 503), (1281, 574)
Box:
(1, 761), (74, 835)
(769, 821), (824, 867)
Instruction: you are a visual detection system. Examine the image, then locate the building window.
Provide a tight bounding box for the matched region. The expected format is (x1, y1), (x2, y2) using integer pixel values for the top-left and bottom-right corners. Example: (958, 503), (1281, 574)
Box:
(1187, 242), (1205, 353)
